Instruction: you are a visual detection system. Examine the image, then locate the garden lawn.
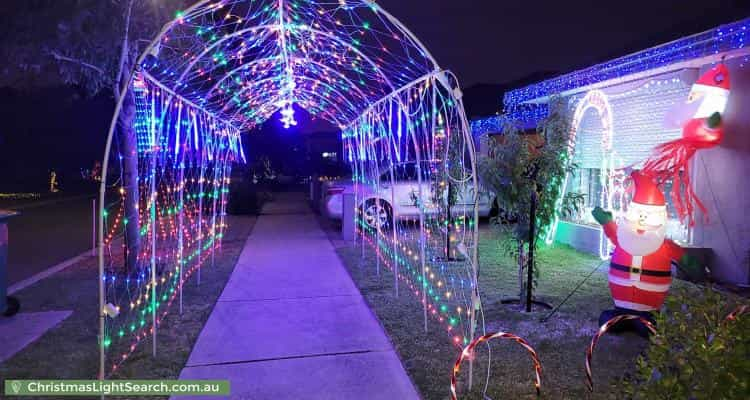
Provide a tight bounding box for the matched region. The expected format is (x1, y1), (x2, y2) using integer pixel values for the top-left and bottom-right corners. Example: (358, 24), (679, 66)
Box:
(331, 221), (696, 400)
(0, 215), (256, 400)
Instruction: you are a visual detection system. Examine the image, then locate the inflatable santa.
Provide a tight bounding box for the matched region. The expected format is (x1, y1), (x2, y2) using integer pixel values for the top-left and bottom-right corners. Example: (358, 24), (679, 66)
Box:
(592, 171), (701, 332)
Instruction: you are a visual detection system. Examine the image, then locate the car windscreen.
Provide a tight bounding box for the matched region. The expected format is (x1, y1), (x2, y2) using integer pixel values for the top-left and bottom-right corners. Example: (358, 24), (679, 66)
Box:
(382, 162), (437, 182)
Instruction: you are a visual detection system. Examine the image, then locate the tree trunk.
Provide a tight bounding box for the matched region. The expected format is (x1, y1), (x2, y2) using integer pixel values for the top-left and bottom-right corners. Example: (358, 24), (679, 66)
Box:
(115, 0), (137, 274)
(518, 240), (525, 307)
(526, 191), (537, 312)
(119, 89), (140, 274)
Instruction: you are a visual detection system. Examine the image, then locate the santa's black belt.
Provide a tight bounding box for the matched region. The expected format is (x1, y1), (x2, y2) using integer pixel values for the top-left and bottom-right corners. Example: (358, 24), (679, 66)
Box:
(610, 262), (671, 277)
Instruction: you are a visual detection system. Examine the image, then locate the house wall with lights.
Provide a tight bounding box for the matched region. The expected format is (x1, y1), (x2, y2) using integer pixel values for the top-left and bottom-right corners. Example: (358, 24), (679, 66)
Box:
(473, 18), (750, 284)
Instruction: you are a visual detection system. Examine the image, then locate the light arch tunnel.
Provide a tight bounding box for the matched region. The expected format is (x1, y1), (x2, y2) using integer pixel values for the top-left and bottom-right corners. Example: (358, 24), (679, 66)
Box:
(98, 0), (484, 378)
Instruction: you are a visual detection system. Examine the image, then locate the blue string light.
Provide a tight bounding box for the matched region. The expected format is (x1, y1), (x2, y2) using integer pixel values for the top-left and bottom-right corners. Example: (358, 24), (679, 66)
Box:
(498, 17), (749, 125)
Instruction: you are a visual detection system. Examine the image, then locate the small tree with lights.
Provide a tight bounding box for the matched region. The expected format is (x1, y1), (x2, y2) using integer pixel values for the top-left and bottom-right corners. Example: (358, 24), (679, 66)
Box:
(478, 97), (583, 311)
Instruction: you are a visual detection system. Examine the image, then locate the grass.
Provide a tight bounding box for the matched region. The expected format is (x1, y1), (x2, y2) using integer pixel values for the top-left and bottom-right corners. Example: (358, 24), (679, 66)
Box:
(331, 222), (695, 400)
(0, 215), (256, 399)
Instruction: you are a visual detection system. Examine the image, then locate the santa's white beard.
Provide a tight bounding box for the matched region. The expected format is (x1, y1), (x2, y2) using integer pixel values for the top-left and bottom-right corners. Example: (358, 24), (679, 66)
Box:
(617, 223), (666, 256)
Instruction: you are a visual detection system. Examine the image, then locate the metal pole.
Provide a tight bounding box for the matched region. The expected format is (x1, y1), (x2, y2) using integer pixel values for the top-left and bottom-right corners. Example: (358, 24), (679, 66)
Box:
(150, 141), (158, 357)
(342, 192), (356, 241)
(387, 102), (399, 297)
(414, 96), (428, 333)
(390, 166), (398, 296)
(210, 146), (219, 269)
(356, 127), (365, 260)
(219, 160), (229, 248)
(177, 104), (185, 315)
(92, 198), (96, 257)
(446, 182), (451, 260)
(526, 190), (537, 313)
(178, 161), (185, 315)
(439, 71), (481, 390)
(197, 150), (205, 286)
(374, 117), (381, 278)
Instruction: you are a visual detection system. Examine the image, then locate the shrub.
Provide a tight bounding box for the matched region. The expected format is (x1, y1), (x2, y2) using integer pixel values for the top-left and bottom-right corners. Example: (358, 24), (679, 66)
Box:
(625, 286), (750, 399)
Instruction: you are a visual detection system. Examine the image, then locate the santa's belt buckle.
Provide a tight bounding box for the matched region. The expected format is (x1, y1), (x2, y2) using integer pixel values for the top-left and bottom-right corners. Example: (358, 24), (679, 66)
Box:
(631, 267), (641, 274)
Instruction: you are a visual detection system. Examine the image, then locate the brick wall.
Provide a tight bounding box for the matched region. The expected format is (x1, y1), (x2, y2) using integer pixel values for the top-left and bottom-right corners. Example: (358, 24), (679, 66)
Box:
(570, 74), (690, 169)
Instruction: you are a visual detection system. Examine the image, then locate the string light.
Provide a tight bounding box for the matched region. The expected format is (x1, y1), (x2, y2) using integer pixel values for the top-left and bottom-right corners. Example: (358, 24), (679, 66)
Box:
(470, 19), (748, 256)
(503, 17), (750, 124)
(102, 72), (242, 375)
(102, 0), (483, 381)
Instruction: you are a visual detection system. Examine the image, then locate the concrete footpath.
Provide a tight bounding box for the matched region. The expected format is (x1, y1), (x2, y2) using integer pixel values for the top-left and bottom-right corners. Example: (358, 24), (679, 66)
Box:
(177, 193), (420, 399)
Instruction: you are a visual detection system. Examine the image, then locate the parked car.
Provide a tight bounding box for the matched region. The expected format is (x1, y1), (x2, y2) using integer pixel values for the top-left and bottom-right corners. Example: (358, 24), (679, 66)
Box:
(323, 161), (494, 229)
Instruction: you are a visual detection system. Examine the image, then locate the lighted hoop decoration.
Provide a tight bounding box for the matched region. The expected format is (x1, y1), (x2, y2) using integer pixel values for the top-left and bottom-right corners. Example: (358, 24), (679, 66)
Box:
(585, 314), (656, 391)
(546, 90), (615, 261)
(450, 331), (542, 399)
(724, 305), (748, 322)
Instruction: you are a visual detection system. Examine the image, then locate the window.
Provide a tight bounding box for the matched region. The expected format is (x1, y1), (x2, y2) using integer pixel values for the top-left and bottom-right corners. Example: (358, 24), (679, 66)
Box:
(659, 178), (690, 243)
(562, 168), (602, 225)
(562, 168), (689, 242)
(392, 163), (416, 182)
(384, 162), (434, 182)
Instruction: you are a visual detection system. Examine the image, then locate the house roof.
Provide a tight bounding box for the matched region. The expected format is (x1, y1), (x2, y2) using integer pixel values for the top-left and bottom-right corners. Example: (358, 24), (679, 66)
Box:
(504, 17), (750, 115)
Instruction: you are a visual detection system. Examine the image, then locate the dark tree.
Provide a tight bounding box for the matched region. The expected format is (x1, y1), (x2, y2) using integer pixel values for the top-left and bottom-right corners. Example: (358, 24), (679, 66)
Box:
(0, 0), (186, 271)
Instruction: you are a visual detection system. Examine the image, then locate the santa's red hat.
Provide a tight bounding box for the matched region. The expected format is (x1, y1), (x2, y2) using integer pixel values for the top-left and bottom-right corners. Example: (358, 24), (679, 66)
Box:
(631, 171), (665, 206)
(694, 64), (730, 92)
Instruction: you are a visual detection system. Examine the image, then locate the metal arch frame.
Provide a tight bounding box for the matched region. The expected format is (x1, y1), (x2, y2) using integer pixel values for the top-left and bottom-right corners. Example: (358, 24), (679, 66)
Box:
(98, 0), (481, 382)
(240, 96), (349, 129)
(177, 0), (443, 76)
(139, 71), (241, 131)
(221, 76), (352, 130)
(280, 96), (348, 127)
(205, 55), (372, 107)
(204, 55), (282, 99)
(97, 0), (217, 381)
(277, 0), (292, 92)
(363, 0), (441, 71)
(345, 67), (481, 378)
(293, 24), (398, 93)
(233, 94), (346, 129)
(230, 89), (351, 129)
(224, 73), (362, 119)
(218, 70), (359, 117)
(172, 23), (397, 101)
(122, 0), (433, 130)
(344, 71), (435, 131)
(218, 76), (282, 112)
(219, 74), (356, 126)
(174, 24), (279, 83)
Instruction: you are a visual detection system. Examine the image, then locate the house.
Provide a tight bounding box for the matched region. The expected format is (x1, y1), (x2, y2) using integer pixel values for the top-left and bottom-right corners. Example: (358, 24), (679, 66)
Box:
(473, 17), (750, 285)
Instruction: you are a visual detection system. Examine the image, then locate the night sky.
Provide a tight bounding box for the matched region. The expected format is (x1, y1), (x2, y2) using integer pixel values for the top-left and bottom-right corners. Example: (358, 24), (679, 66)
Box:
(378, 0), (750, 86)
(1, 0), (749, 188)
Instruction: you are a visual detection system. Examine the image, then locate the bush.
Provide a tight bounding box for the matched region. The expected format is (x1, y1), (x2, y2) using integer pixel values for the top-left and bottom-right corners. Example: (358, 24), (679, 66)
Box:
(625, 286), (750, 399)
